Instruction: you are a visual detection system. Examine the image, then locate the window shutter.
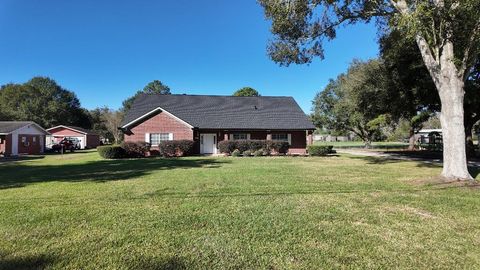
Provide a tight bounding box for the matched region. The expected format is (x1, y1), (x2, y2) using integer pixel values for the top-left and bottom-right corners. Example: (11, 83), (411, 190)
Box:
(229, 134), (233, 140)
(169, 133), (173, 140)
(287, 134), (292, 145)
(145, 133), (150, 143)
(247, 134), (251, 140)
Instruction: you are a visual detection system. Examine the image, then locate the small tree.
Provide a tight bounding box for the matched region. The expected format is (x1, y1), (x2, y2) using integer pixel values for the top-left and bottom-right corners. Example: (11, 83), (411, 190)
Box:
(233, 87), (260, 96)
(100, 108), (124, 143)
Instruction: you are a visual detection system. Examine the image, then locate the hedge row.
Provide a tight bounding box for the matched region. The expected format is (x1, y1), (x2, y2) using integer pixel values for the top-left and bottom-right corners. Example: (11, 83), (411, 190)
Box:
(218, 140), (289, 155)
(157, 140), (194, 157)
(97, 140), (194, 159)
(307, 145), (335, 156)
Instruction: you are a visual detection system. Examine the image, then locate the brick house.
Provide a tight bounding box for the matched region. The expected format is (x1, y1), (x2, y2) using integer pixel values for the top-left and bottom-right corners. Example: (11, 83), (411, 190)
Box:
(121, 94), (316, 154)
(0, 121), (50, 156)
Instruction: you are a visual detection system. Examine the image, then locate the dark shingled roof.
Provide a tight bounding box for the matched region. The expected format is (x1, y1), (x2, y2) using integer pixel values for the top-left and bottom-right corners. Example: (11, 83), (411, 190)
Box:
(0, 121), (46, 134)
(122, 94), (315, 130)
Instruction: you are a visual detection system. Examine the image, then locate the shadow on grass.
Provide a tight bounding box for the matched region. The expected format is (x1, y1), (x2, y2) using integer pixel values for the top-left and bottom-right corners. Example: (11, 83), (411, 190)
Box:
(0, 252), (53, 270)
(0, 158), (230, 189)
(127, 255), (188, 270)
(348, 155), (480, 178)
(0, 155), (45, 163)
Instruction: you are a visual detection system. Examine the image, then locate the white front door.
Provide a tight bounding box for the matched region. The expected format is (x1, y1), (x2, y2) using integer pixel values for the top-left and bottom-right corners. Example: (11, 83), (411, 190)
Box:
(200, 134), (216, 154)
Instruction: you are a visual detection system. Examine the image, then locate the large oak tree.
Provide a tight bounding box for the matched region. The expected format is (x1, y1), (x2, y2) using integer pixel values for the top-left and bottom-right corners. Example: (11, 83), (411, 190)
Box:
(259, 0), (480, 180)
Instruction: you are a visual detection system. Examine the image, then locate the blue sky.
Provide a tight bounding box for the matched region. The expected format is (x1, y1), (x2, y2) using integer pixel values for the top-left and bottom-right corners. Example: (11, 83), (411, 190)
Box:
(0, 0), (379, 113)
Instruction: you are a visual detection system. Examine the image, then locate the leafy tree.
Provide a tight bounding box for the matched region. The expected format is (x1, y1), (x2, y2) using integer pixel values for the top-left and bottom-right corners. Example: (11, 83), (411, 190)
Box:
(122, 80), (171, 112)
(464, 60), (480, 155)
(233, 87), (260, 96)
(0, 77), (91, 128)
(89, 107), (116, 143)
(98, 108), (124, 143)
(259, 0), (480, 180)
(380, 30), (440, 149)
(312, 60), (391, 147)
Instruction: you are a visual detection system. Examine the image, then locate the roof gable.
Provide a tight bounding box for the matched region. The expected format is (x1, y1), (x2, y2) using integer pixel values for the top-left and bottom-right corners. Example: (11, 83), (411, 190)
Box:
(0, 121), (49, 135)
(47, 125), (97, 135)
(122, 94), (315, 130)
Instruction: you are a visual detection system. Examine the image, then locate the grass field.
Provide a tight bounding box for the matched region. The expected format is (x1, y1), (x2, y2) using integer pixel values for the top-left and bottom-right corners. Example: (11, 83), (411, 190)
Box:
(1, 150), (479, 269)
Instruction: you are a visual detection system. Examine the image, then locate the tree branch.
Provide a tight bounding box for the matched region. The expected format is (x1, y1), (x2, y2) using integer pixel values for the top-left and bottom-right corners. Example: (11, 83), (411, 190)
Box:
(415, 35), (442, 89)
(459, 19), (480, 80)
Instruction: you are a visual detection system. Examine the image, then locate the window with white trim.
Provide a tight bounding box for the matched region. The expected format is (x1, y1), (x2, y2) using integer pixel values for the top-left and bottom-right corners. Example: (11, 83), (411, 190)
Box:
(150, 133), (170, 145)
(232, 133), (247, 140)
(272, 133), (288, 141)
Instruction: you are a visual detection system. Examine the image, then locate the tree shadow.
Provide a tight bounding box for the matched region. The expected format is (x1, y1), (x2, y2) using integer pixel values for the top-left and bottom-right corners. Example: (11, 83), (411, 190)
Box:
(348, 156), (479, 178)
(0, 253), (54, 270)
(126, 255), (188, 270)
(0, 158), (230, 189)
(0, 155), (45, 163)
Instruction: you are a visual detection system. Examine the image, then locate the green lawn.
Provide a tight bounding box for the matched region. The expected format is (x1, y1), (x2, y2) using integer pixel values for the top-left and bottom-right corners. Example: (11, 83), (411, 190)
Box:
(0, 150), (479, 269)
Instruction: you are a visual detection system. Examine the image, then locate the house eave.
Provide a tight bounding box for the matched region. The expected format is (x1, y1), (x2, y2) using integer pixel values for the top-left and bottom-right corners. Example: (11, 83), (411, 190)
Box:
(121, 107), (194, 129)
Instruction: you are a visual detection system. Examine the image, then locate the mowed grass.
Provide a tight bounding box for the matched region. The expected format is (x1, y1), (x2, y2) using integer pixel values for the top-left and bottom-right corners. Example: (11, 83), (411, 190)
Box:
(0, 151), (479, 269)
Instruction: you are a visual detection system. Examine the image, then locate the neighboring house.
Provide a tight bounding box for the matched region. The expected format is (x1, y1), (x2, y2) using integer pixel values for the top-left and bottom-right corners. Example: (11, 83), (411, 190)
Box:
(0, 121), (50, 156)
(46, 125), (100, 149)
(121, 94), (316, 154)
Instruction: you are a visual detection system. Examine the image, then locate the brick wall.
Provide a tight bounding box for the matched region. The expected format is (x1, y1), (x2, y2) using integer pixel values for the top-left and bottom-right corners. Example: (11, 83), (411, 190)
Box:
(212, 130), (308, 154)
(124, 112), (194, 143)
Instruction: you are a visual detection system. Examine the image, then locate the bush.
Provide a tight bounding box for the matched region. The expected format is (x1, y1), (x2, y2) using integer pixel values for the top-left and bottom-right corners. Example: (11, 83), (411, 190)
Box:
(253, 150), (264, 157)
(247, 140), (264, 151)
(243, 150), (252, 156)
(268, 141), (290, 154)
(308, 145), (335, 156)
(235, 140), (251, 153)
(218, 140), (236, 154)
(158, 140), (194, 157)
(176, 140), (195, 156)
(217, 140), (290, 155)
(97, 145), (125, 159)
(232, 149), (241, 157)
(120, 141), (151, 158)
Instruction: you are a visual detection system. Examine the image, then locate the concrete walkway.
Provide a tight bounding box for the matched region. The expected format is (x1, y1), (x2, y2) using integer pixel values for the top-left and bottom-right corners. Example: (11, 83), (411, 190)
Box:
(337, 149), (480, 167)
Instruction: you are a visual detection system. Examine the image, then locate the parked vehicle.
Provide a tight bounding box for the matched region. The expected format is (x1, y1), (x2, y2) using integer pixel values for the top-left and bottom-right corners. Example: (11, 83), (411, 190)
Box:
(65, 137), (81, 149)
(51, 138), (76, 153)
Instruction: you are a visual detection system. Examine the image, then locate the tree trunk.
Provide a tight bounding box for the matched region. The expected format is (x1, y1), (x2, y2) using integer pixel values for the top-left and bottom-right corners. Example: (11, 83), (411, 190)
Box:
(414, 37), (473, 180)
(437, 71), (473, 180)
(408, 127), (416, 151)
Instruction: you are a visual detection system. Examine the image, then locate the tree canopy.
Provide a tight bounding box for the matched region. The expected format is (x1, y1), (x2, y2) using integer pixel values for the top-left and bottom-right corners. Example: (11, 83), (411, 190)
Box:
(312, 59), (391, 146)
(260, 0), (480, 179)
(122, 80), (171, 113)
(233, 87), (260, 97)
(0, 77), (91, 128)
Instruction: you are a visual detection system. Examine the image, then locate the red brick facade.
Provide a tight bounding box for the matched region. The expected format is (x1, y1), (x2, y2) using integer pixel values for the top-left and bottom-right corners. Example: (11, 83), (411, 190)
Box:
(124, 112), (313, 154)
(124, 112), (194, 143)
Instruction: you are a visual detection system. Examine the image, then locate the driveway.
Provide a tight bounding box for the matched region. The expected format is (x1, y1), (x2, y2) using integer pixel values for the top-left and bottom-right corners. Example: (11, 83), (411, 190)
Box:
(337, 149), (480, 167)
